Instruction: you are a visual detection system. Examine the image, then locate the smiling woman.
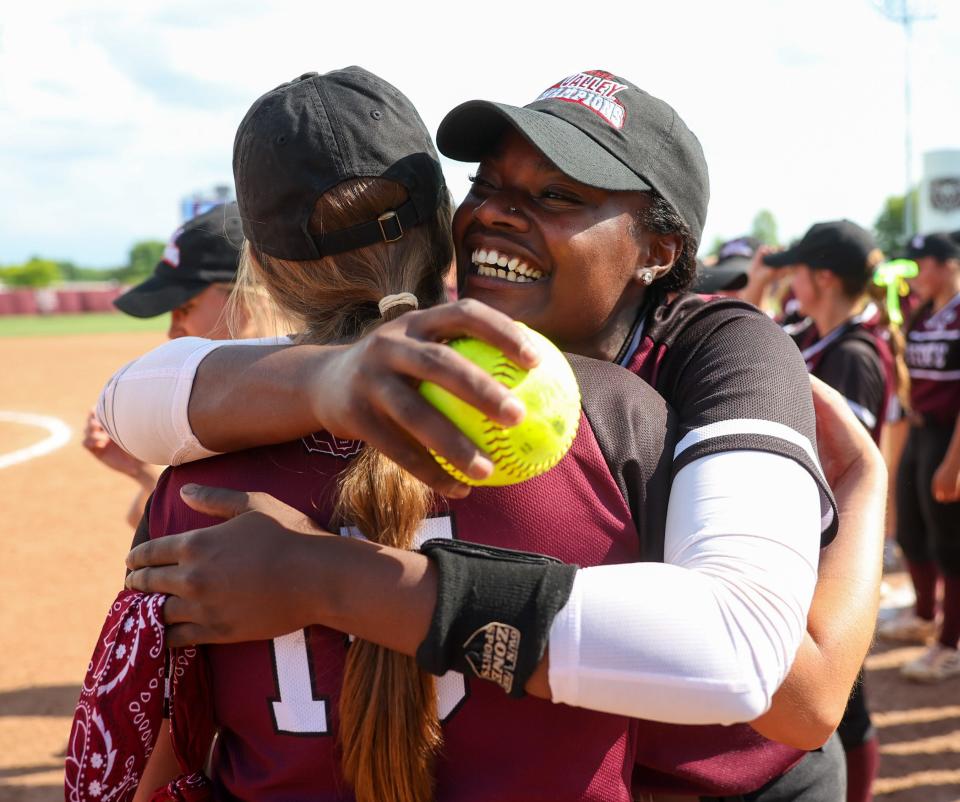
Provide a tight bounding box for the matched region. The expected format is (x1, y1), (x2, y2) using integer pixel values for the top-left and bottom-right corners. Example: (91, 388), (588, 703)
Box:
(453, 130), (699, 359)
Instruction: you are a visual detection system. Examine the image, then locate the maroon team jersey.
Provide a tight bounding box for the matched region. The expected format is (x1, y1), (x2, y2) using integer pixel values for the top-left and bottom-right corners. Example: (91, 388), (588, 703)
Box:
(145, 355), (676, 802)
(906, 293), (960, 428)
(620, 292), (838, 796)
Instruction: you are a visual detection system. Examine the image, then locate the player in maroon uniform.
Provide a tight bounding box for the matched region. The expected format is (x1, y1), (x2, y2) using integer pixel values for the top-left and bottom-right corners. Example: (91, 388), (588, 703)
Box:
(81, 203), (268, 530)
(882, 232), (960, 682)
(98, 69), (884, 801)
(763, 221), (893, 442)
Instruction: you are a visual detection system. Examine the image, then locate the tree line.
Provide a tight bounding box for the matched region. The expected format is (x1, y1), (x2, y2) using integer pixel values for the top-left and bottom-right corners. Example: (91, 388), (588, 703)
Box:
(0, 190), (920, 288)
(0, 241), (165, 289)
(708, 189), (916, 257)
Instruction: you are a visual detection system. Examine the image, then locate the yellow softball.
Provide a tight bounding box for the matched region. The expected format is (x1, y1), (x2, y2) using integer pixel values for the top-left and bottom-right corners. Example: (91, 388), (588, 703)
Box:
(419, 324), (581, 486)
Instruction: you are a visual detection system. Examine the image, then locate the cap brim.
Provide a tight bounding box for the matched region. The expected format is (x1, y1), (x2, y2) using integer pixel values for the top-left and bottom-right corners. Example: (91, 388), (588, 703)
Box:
(437, 100), (651, 192)
(762, 248), (802, 268)
(113, 275), (208, 318)
(694, 263), (749, 293)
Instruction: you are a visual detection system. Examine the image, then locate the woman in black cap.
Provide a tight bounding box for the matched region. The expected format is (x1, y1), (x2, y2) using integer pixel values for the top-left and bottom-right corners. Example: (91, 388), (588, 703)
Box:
(82, 203), (277, 529)
(881, 232), (960, 682)
(101, 69), (882, 801)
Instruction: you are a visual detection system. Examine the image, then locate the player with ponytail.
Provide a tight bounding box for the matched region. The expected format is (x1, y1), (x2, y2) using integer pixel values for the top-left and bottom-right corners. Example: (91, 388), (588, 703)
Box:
(237, 174), (452, 802)
(73, 68), (680, 802)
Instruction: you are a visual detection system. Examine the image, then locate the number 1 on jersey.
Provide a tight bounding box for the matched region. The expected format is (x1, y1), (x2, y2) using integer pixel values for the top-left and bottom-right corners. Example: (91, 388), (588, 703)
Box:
(269, 515), (467, 735)
(270, 629), (331, 735)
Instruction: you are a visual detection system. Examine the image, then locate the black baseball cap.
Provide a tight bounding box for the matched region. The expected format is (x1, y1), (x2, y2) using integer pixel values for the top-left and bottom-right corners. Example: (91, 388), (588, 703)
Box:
(233, 67), (445, 261)
(763, 220), (878, 278)
(436, 70), (709, 246)
(694, 236), (759, 293)
(114, 203), (242, 318)
(906, 232), (960, 261)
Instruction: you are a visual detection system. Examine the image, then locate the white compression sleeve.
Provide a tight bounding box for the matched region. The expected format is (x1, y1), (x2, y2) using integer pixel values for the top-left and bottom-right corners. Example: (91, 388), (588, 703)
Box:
(96, 336), (289, 465)
(547, 450), (820, 724)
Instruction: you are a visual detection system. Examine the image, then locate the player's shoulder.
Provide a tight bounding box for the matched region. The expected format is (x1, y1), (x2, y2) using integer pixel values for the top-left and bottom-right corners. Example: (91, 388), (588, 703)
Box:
(830, 327), (883, 361)
(907, 300), (936, 332)
(818, 336), (886, 392)
(567, 354), (671, 416)
(149, 439), (342, 537)
(647, 292), (802, 383)
(648, 292), (787, 350)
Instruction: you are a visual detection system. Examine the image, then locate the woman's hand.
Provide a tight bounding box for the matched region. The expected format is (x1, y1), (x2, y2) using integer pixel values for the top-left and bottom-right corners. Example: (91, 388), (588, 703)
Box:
(125, 485), (333, 647)
(931, 458), (960, 504)
(125, 484), (438, 654)
(809, 375), (883, 487)
(311, 299), (539, 495)
(191, 299), (541, 498)
(739, 245), (779, 308)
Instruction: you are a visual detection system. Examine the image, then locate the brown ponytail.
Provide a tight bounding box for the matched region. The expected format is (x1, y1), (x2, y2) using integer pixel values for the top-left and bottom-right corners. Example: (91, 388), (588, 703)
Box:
(237, 177), (454, 802)
(335, 448), (440, 802)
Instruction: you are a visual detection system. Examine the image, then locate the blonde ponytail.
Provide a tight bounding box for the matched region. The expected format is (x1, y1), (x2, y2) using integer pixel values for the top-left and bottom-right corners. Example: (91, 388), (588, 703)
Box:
(335, 449), (440, 802)
(239, 176), (453, 802)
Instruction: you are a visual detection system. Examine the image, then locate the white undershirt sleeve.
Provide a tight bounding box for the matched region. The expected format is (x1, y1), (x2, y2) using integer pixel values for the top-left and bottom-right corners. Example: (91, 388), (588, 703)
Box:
(547, 449), (820, 725)
(96, 336), (289, 465)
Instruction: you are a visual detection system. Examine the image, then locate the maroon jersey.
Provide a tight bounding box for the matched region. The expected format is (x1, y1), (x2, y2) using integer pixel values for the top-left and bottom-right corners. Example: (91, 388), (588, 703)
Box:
(786, 308), (893, 444)
(145, 355), (676, 802)
(906, 293), (960, 427)
(620, 292), (837, 796)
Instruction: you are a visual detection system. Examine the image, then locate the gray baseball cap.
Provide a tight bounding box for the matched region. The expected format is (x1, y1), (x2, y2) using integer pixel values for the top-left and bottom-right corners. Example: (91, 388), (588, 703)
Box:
(436, 70), (709, 246)
(233, 67), (446, 261)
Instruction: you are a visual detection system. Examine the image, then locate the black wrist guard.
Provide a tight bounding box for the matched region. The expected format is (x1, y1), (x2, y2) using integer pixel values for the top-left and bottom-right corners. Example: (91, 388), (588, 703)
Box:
(415, 538), (577, 698)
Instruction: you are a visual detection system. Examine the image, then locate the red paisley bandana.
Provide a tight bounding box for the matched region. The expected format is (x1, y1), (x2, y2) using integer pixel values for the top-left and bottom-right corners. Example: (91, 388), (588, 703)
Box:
(65, 591), (214, 802)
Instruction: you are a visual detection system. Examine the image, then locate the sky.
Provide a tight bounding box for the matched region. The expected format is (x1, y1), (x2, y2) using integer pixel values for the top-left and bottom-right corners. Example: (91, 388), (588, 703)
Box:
(0, 0), (957, 267)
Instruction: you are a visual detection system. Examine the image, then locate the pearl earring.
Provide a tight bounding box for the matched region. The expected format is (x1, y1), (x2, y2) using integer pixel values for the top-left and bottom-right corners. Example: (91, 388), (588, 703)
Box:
(641, 269), (655, 286)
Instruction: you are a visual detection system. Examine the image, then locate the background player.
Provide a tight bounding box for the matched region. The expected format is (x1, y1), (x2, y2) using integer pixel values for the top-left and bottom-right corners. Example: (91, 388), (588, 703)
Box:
(692, 236), (756, 297)
(763, 219), (900, 802)
(82, 203), (269, 528)
(882, 232), (960, 683)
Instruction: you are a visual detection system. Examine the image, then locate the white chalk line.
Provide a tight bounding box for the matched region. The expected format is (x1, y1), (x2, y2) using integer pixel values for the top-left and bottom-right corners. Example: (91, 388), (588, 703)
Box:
(0, 411), (72, 469)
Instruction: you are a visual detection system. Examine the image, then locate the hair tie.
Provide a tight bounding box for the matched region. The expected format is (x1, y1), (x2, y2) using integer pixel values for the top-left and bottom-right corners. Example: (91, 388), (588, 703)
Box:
(378, 292), (419, 317)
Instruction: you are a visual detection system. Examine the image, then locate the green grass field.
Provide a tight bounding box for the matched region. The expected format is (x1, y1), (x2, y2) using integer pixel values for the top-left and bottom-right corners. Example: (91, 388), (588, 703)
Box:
(0, 312), (169, 337)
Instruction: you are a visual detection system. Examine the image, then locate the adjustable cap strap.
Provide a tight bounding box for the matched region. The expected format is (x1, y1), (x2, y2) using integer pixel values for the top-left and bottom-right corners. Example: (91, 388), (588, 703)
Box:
(310, 198), (421, 258)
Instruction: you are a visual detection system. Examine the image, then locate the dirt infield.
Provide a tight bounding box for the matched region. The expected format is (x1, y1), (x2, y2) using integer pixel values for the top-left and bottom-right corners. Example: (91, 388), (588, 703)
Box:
(0, 332), (165, 801)
(0, 332), (957, 801)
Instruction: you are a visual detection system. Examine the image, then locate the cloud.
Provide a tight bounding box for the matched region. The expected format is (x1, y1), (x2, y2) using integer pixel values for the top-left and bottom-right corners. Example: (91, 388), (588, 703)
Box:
(87, 26), (250, 111)
(0, 0), (958, 266)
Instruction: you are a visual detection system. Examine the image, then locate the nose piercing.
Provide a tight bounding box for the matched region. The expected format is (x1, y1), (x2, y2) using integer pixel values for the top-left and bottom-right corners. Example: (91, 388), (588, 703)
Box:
(509, 206), (518, 214)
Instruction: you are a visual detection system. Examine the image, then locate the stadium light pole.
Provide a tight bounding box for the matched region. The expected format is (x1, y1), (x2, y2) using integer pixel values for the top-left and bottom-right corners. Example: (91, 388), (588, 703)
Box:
(872, 0), (935, 239)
